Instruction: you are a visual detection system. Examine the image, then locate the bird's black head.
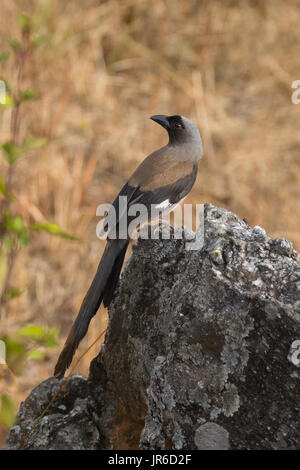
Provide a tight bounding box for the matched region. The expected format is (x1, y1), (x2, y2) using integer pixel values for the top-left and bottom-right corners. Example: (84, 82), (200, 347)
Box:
(150, 114), (200, 145)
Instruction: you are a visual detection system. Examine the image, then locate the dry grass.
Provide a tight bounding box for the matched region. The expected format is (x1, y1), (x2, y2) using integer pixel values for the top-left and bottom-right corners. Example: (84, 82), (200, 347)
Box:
(0, 0), (299, 442)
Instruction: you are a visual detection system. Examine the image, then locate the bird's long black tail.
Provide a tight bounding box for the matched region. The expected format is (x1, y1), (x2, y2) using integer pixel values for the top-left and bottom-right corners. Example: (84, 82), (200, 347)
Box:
(54, 238), (129, 378)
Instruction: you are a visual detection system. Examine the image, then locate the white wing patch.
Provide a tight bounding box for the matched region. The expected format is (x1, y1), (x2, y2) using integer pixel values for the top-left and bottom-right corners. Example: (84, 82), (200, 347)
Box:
(155, 199), (170, 210)
(154, 196), (187, 215)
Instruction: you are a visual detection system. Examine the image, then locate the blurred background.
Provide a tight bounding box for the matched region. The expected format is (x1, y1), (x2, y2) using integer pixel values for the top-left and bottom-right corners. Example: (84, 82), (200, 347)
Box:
(0, 0), (299, 446)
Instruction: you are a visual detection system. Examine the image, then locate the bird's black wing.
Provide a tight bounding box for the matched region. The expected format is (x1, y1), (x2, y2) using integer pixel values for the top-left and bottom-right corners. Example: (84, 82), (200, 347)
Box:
(100, 182), (142, 239)
(127, 164), (198, 213)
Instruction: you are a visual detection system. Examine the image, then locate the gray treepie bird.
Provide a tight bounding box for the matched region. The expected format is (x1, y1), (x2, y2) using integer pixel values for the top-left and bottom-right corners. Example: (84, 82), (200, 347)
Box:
(54, 114), (203, 378)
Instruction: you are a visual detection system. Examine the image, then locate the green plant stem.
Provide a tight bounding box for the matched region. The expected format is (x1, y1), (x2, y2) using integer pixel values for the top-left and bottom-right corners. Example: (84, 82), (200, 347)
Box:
(0, 35), (30, 315)
(0, 246), (17, 316)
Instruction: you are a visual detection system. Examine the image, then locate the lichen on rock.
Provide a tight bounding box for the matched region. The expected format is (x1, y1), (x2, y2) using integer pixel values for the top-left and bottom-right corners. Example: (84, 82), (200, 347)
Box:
(7, 204), (300, 450)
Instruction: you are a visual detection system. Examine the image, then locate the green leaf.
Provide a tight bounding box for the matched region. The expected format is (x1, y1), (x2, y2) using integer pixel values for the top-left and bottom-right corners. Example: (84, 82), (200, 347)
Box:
(1, 213), (29, 247)
(31, 35), (45, 47)
(10, 215), (24, 232)
(18, 325), (45, 341)
(2, 141), (23, 164)
(18, 230), (30, 246)
(0, 394), (16, 428)
(2, 137), (47, 161)
(1, 336), (25, 355)
(27, 349), (45, 360)
(0, 53), (10, 63)
(17, 13), (31, 33)
(23, 136), (47, 150)
(2, 336), (26, 374)
(43, 327), (60, 348)
(0, 93), (15, 110)
(0, 175), (7, 196)
(5, 287), (24, 300)
(32, 222), (80, 241)
(3, 213), (25, 232)
(18, 325), (60, 348)
(7, 38), (22, 52)
(20, 89), (40, 101)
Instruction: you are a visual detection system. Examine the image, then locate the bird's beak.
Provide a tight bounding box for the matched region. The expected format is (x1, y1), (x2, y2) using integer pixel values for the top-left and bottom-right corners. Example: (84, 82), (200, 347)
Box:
(150, 115), (170, 130)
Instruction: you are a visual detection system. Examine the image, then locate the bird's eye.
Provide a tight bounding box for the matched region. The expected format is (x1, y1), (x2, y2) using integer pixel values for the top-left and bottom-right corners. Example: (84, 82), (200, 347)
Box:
(174, 122), (182, 129)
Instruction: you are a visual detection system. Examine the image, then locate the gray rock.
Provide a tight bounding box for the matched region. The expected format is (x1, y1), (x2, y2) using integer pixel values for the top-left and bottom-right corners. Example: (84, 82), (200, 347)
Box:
(7, 204), (300, 450)
(194, 423), (229, 450)
(8, 375), (100, 450)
